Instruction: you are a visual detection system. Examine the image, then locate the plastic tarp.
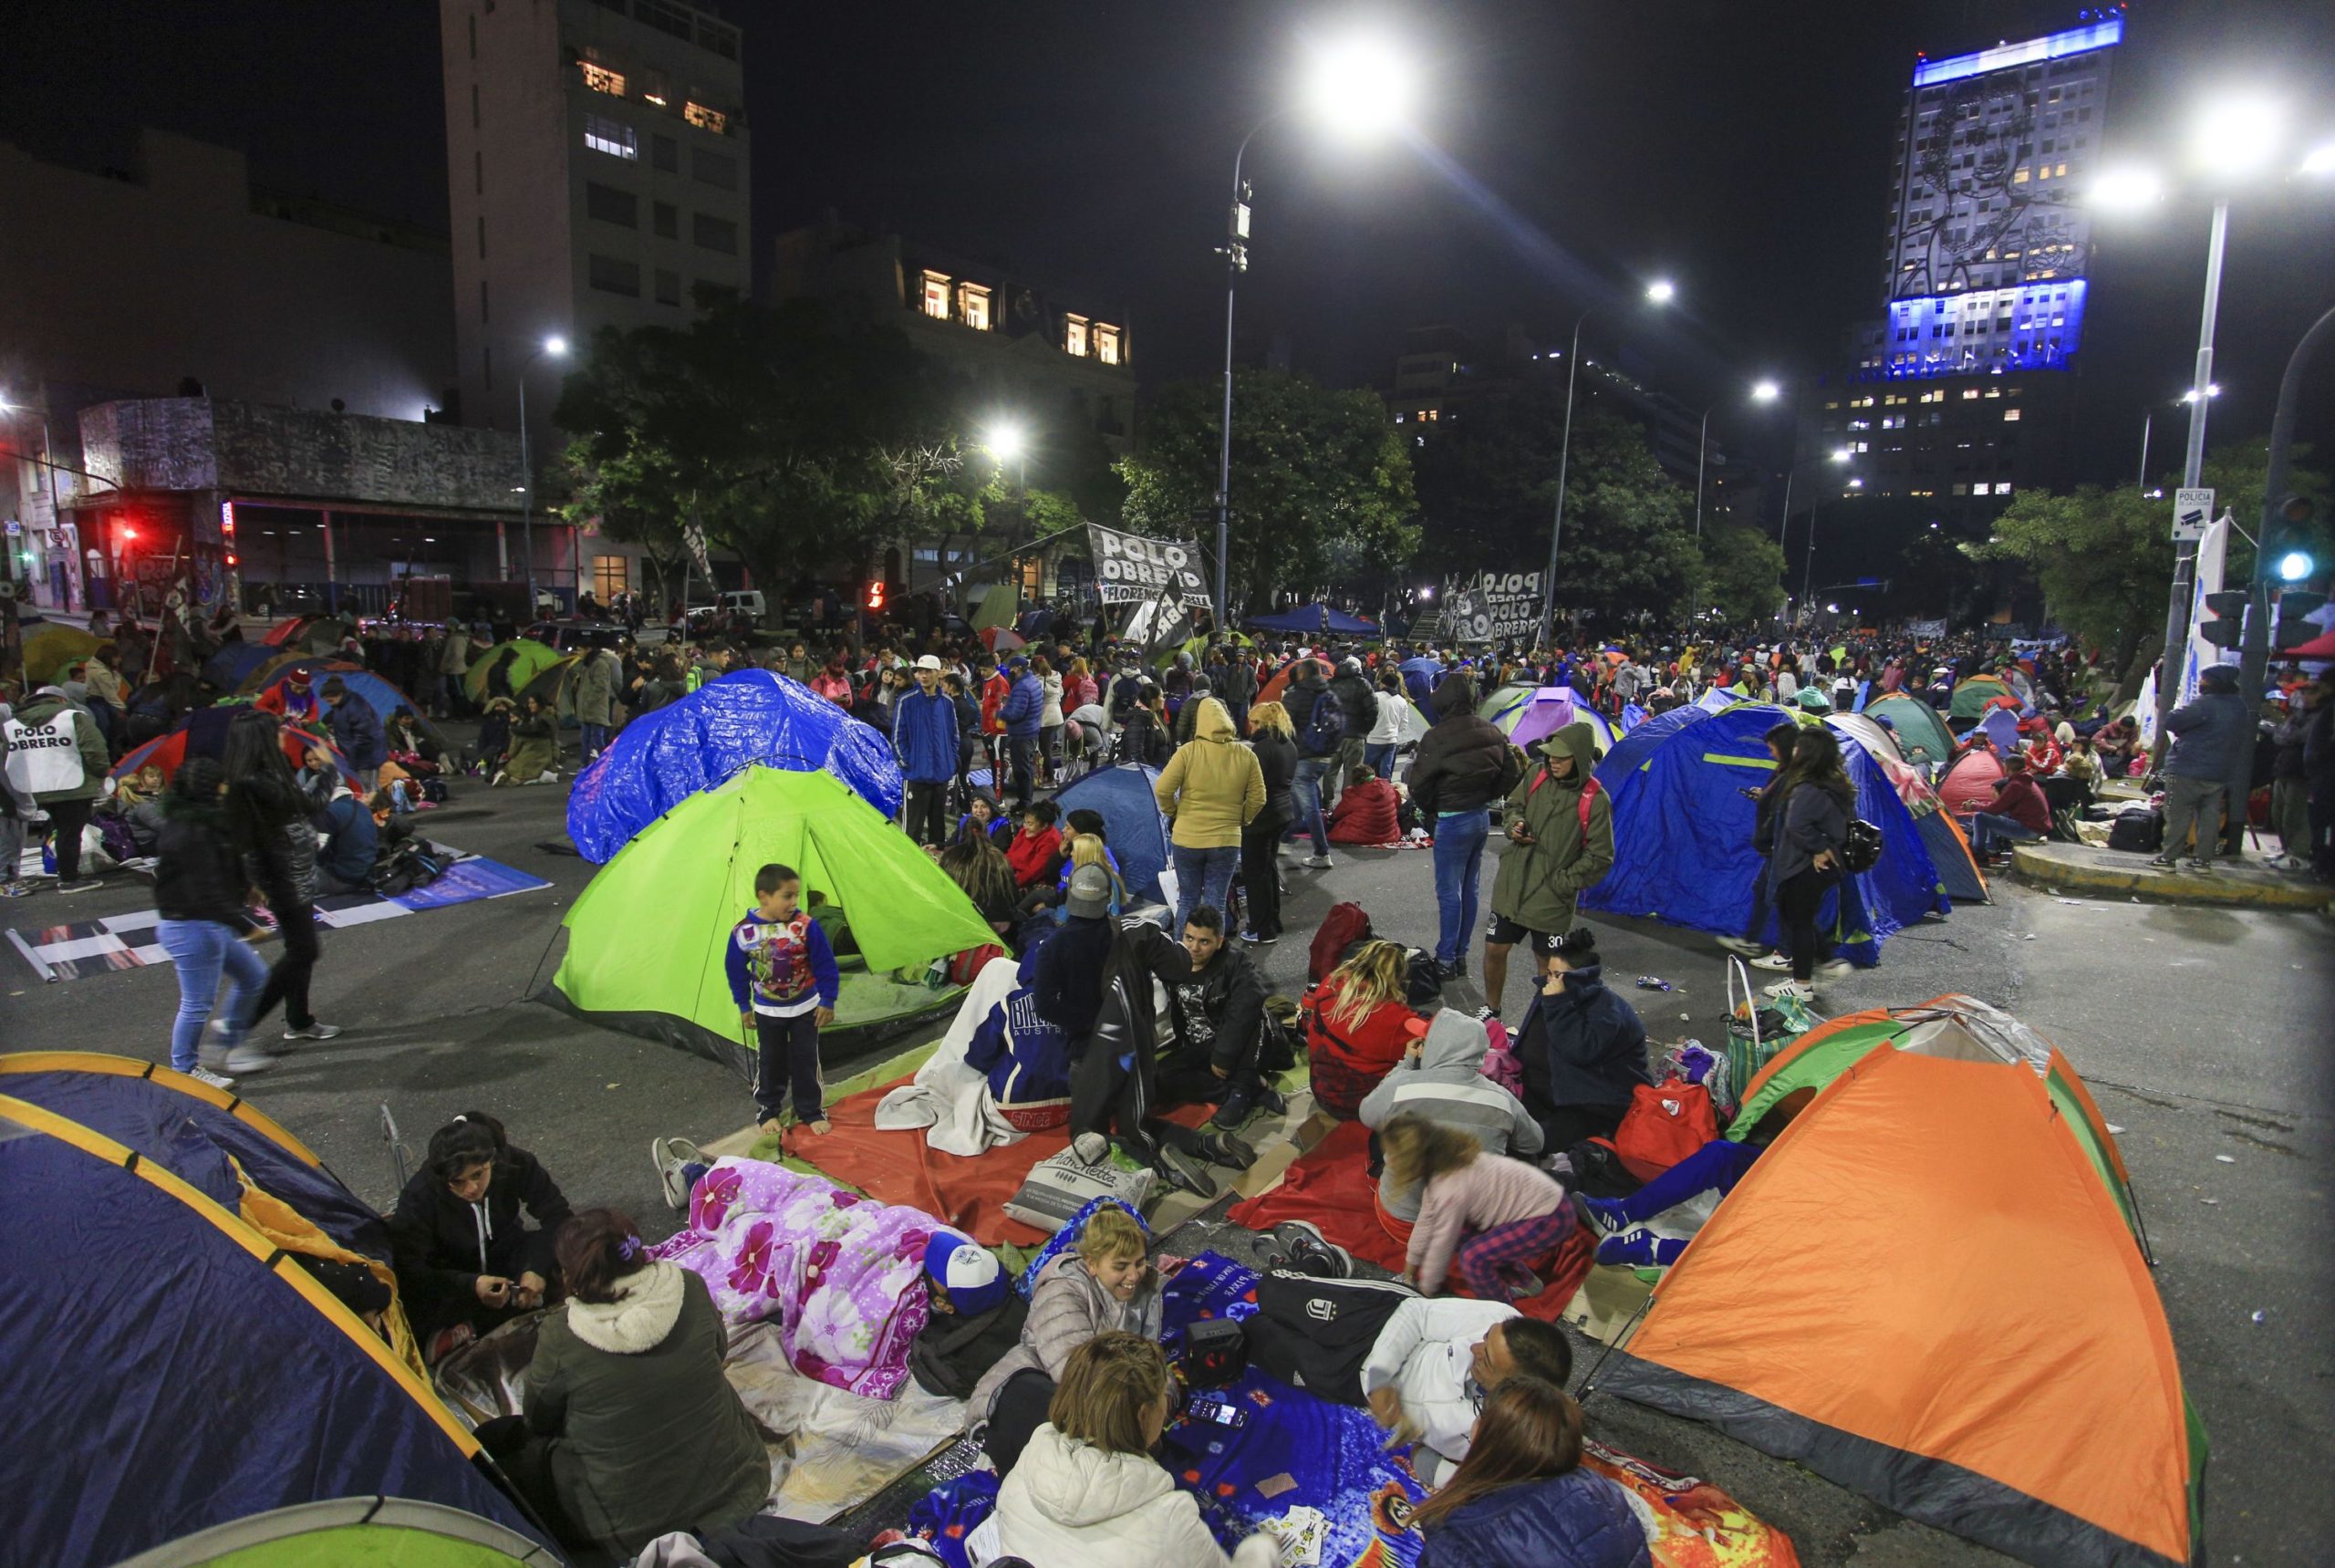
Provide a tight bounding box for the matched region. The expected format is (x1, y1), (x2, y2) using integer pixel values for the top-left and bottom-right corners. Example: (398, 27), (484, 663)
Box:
(1864, 692), (1956, 768)
(110, 707), (358, 786)
(1244, 603), (1378, 635)
(1398, 656), (1443, 705)
(1049, 763), (1172, 901)
(567, 669), (903, 863)
(0, 1079), (545, 1567)
(551, 766), (1001, 1077)
(462, 639), (564, 703)
(21, 619), (101, 688)
(1582, 702), (1950, 965)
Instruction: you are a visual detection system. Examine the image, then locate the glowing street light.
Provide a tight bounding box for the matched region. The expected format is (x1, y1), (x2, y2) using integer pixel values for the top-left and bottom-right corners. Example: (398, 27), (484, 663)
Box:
(1645, 278), (1676, 306)
(2303, 143), (2335, 177)
(515, 334), (573, 610)
(986, 421), (1028, 488)
(1302, 36), (1414, 140)
(2090, 166), (2165, 209)
(2180, 383), (2221, 403)
(1751, 379), (1781, 404)
(543, 335), (569, 358)
(2191, 97), (2283, 180)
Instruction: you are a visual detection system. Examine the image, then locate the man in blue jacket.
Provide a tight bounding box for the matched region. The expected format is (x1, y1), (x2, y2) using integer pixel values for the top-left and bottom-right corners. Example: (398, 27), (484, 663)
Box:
(320, 679), (388, 791)
(998, 655), (1044, 812)
(892, 654), (959, 848)
(2153, 664), (2248, 872)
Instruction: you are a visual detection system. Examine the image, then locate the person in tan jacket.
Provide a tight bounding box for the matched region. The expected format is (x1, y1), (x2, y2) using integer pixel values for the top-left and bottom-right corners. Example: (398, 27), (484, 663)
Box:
(1154, 697), (1264, 929)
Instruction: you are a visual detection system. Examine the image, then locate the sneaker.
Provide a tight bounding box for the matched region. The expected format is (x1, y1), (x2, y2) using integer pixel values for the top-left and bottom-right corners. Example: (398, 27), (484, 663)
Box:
(1473, 1004), (1499, 1026)
(54, 877), (103, 895)
(2182, 858), (2214, 873)
(1239, 929), (1280, 945)
(1073, 1131), (1112, 1167)
(1762, 979), (1817, 1002)
(185, 1064), (236, 1090)
(1815, 959), (1854, 980)
(1578, 1196), (1629, 1236)
(490, 770), (508, 787)
(1750, 951), (1794, 971)
(1596, 1227), (1686, 1271)
(2144, 856), (2177, 870)
(1304, 854), (1334, 869)
(538, 770), (558, 784)
(1254, 1086), (1287, 1119)
(1156, 1144), (1218, 1199)
(1211, 1085), (1258, 1130)
(1715, 936), (1765, 957)
(223, 1044), (280, 1075)
(282, 1022), (344, 1042)
(1201, 1130), (1257, 1171)
(651, 1136), (706, 1211)
(1290, 1233), (1354, 1280)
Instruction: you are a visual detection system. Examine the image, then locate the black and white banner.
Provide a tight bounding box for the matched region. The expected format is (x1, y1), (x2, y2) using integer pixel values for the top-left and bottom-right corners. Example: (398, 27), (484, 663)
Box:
(1441, 570), (1543, 645)
(1089, 524), (1212, 607)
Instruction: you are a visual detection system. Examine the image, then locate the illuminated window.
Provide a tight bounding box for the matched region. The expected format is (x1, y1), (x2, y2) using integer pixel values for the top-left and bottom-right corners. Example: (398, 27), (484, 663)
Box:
(1064, 315), (1088, 356)
(957, 282), (991, 331)
(1962, 389), (1980, 400)
(1094, 324), (1122, 365)
(2012, 168), (2029, 184)
(583, 113), (637, 161)
(2003, 408), (2021, 421)
(920, 271), (950, 320)
(684, 101), (728, 134)
(581, 62), (626, 97)
(593, 555), (629, 599)
(1998, 483), (2013, 495)
(1972, 483), (1992, 495)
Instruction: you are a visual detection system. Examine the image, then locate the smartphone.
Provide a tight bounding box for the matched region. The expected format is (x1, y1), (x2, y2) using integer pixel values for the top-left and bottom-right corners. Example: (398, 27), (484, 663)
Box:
(1186, 1396), (1249, 1429)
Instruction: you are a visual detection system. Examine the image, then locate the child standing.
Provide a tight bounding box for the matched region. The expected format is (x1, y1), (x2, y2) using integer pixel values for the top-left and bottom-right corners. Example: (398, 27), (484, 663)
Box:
(725, 862), (841, 1138)
(1383, 1111), (1574, 1303)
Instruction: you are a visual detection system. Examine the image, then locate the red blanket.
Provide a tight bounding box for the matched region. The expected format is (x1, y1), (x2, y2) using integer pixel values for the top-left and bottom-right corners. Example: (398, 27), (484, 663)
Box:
(784, 1075), (1210, 1247)
(1227, 1121), (1592, 1320)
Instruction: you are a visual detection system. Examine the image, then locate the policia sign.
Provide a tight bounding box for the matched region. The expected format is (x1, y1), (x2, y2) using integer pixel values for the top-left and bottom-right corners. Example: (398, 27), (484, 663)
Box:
(1088, 523), (1212, 607)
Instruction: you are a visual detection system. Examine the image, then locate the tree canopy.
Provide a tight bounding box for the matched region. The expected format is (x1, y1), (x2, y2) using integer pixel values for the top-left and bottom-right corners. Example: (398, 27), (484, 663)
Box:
(1699, 523), (1790, 624)
(1116, 368), (1417, 614)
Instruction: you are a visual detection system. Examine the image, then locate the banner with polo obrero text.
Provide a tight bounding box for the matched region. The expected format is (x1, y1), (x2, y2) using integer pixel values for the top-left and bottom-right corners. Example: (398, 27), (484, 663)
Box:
(1088, 523), (1212, 607)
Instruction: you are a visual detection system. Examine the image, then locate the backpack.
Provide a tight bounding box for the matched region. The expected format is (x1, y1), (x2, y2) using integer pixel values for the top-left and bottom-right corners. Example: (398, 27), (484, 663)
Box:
(908, 1297), (1029, 1401)
(367, 840), (448, 897)
(1839, 817), (1884, 875)
(1308, 901), (1373, 985)
(1402, 945), (1443, 1006)
(2107, 805), (2163, 854)
(1297, 687), (1345, 758)
(1593, 1076), (1720, 1183)
(1523, 764), (1603, 839)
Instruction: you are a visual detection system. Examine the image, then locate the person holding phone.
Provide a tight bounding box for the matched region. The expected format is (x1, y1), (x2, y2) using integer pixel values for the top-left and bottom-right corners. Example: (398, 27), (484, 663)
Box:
(391, 1111), (574, 1362)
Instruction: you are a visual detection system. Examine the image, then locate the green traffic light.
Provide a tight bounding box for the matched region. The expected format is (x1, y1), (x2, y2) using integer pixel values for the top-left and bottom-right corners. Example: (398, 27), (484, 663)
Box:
(2276, 550), (2312, 583)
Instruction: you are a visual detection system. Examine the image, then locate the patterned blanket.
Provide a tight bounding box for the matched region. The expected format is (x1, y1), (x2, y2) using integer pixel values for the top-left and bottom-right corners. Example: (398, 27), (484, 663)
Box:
(651, 1157), (936, 1401)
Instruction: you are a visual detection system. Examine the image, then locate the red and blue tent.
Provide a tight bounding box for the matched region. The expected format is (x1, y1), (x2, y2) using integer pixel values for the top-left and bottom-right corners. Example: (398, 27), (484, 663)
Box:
(110, 706), (359, 786)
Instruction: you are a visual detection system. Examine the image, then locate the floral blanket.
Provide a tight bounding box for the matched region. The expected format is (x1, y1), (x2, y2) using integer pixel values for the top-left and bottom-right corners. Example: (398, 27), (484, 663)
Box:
(650, 1157), (936, 1400)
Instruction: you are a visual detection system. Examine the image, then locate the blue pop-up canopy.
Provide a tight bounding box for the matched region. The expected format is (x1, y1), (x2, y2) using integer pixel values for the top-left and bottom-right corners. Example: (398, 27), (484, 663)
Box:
(567, 668), (902, 862)
(1244, 603), (1379, 636)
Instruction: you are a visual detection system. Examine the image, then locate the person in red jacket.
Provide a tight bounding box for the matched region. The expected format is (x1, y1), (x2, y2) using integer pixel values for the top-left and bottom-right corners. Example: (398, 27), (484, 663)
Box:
(1004, 802), (1064, 888)
(1304, 940), (1427, 1120)
(1327, 763), (1403, 846)
(977, 656), (1010, 786)
(1967, 754), (2052, 860)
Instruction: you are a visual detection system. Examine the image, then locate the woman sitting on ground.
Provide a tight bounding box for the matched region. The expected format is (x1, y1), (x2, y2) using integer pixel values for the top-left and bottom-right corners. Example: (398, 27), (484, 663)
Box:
(389, 1112), (573, 1361)
(991, 1330), (1275, 1568)
(1326, 761), (1403, 846)
(969, 1206), (1162, 1477)
(1412, 1376), (1649, 1567)
(1513, 927), (1649, 1152)
(1384, 1112), (1573, 1303)
(479, 1209), (769, 1562)
(1303, 940), (1427, 1121)
(940, 832), (1022, 940)
(496, 692), (559, 785)
(1005, 800), (1064, 888)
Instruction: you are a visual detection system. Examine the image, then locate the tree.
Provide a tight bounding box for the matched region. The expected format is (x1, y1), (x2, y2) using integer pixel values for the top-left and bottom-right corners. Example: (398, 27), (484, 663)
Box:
(1699, 523), (1788, 624)
(1116, 369), (1417, 614)
(554, 296), (999, 602)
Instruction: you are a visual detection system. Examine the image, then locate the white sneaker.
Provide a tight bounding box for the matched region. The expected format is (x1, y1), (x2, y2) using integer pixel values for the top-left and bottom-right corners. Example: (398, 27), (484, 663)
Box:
(538, 770), (558, 784)
(223, 1044), (280, 1075)
(490, 770), (508, 787)
(1816, 959), (1854, 979)
(185, 1064), (236, 1090)
(1750, 951), (1793, 971)
(1715, 936), (1764, 957)
(1073, 1131), (1111, 1166)
(282, 1022), (344, 1042)
(1763, 979), (1817, 1002)
(1304, 854), (1334, 869)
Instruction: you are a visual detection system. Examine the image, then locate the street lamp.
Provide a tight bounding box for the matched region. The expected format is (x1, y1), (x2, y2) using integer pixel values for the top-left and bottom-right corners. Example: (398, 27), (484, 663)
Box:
(986, 421), (1029, 490)
(514, 334), (569, 614)
(1213, 37), (1411, 632)
(1537, 277), (1677, 646)
(1799, 448), (1852, 618)
(2139, 385), (2217, 492)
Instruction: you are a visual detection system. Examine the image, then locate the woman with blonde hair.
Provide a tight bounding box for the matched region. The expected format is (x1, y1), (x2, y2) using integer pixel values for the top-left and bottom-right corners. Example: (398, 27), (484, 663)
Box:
(1381, 1111), (1572, 1303)
(991, 1330), (1276, 1567)
(1410, 1376), (1645, 1565)
(1302, 940), (1423, 1120)
(1240, 701), (1297, 945)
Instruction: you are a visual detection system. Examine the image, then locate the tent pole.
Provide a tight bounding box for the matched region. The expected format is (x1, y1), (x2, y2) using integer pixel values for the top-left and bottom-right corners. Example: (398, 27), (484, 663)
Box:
(1575, 1291), (1656, 1406)
(2128, 1179), (2159, 1269)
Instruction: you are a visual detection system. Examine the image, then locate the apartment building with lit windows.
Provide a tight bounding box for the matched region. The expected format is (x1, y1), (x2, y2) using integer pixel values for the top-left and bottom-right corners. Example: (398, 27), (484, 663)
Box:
(1801, 15), (2122, 521)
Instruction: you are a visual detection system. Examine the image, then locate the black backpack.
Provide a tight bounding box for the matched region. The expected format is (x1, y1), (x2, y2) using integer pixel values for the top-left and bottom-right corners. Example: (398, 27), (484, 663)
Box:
(1297, 688), (1345, 757)
(368, 840), (448, 897)
(2107, 806), (2164, 855)
(908, 1297), (1027, 1400)
(1839, 817), (1884, 875)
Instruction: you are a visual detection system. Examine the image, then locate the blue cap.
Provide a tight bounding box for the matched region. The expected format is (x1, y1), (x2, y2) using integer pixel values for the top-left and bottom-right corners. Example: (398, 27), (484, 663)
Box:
(923, 1231), (1006, 1316)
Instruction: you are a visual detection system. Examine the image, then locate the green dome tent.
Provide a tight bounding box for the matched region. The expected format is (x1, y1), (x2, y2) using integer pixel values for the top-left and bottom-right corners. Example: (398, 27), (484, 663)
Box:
(462, 639), (566, 704)
(111, 1498), (557, 1568)
(548, 766), (1003, 1078)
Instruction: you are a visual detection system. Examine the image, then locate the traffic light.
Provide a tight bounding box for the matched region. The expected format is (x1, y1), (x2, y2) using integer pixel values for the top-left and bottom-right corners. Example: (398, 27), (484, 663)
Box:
(864, 579), (887, 612)
(2196, 589), (2247, 649)
(2275, 588), (2327, 652)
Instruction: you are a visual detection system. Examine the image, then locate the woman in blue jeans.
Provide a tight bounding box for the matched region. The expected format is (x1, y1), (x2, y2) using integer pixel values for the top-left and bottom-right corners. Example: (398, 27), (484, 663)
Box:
(152, 758), (273, 1088)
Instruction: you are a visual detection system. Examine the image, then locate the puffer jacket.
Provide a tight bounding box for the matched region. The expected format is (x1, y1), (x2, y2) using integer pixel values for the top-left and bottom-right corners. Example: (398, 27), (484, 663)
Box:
(1358, 1009), (1542, 1221)
(1406, 677), (1523, 818)
(994, 1422), (1266, 1568)
(1489, 723), (1614, 935)
(1000, 670), (1045, 738)
(1251, 728), (1297, 827)
(967, 1250), (1164, 1424)
(1418, 1469), (1652, 1568)
(1514, 962), (1650, 1120)
(1154, 699), (1264, 849)
(232, 773), (320, 908)
(1330, 669), (1375, 742)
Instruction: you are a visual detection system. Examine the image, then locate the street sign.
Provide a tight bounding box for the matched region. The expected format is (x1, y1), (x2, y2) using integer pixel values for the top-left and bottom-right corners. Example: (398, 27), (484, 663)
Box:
(2172, 487), (2214, 542)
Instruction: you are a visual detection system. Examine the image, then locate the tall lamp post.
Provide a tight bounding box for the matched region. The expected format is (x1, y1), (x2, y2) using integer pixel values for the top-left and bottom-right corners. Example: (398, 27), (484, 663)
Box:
(1212, 38), (1411, 631)
(1795, 448), (1853, 622)
(1538, 277), (1675, 649)
(514, 334), (569, 616)
(2137, 384), (2216, 493)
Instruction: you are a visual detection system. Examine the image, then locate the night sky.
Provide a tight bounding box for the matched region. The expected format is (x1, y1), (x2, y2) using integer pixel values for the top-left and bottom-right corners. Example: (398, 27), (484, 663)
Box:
(5, 1), (2330, 490)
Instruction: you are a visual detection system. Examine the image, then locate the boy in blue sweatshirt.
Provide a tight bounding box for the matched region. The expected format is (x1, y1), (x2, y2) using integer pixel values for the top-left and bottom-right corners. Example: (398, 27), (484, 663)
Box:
(725, 862), (842, 1137)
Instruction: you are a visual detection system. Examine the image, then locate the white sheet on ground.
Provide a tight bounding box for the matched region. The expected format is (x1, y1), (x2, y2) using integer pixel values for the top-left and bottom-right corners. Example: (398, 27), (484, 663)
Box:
(724, 1320), (969, 1522)
(872, 954), (1025, 1153)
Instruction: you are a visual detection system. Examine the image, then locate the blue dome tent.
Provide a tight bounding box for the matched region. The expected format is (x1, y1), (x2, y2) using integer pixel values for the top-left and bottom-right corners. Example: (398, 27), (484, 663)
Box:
(566, 669), (903, 863)
(1582, 702), (1950, 966)
(1049, 763), (1172, 901)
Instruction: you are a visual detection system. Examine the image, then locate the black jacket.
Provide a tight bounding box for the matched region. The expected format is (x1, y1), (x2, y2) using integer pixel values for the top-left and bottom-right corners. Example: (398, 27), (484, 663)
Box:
(1166, 940), (1269, 1076)
(389, 1146), (572, 1326)
(1286, 671), (1337, 758)
(1251, 730), (1298, 826)
(1329, 670), (1375, 742)
(1515, 964), (1651, 1118)
(230, 773), (320, 909)
(1090, 923), (1200, 1098)
(1216, 657), (1259, 707)
(1116, 707), (1171, 768)
(1030, 913), (1118, 1040)
(1406, 695), (1524, 818)
(154, 805), (259, 932)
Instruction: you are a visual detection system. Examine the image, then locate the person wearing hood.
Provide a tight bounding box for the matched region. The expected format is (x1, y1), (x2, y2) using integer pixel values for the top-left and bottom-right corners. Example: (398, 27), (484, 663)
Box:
(1155, 696), (1264, 931)
(1484, 722), (1613, 1022)
(990, 1330), (1277, 1568)
(150, 757), (272, 1086)
(1282, 658), (1340, 868)
(2153, 664), (2249, 872)
(5, 681), (112, 893)
(570, 643), (622, 763)
(389, 1111), (574, 1358)
(1512, 927), (1649, 1152)
(1406, 672), (1527, 986)
(481, 1208), (768, 1560)
(1360, 1009), (1542, 1225)
(999, 654), (1045, 810)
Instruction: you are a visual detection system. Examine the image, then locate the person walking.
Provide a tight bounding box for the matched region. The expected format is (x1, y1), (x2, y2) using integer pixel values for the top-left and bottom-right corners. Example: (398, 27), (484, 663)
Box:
(2150, 665), (2248, 872)
(1240, 702), (1297, 945)
(1154, 697), (1264, 932)
(1482, 723), (1612, 1023)
(223, 713), (345, 1052)
(434, 623), (471, 718)
(152, 758), (274, 1087)
(1035, 653), (1066, 788)
(321, 678), (388, 793)
(4, 680), (111, 893)
(1283, 659), (1341, 869)
(1406, 673), (1524, 988)
(894, 655), (959, 849)
(1760, 724), (1856, 1003)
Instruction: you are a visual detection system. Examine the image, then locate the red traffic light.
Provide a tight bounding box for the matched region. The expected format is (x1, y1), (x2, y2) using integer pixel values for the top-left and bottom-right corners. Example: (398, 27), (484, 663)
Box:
(865, 580), (887, 610)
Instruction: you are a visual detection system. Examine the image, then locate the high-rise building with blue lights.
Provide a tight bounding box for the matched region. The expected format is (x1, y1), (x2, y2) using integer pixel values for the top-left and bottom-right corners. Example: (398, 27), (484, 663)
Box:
(1806, 14), (2123, 520)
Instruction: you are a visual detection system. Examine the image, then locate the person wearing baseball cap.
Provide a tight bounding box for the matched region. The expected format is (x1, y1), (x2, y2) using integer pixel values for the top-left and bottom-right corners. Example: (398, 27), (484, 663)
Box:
(1483, 723), (1612, 1023)
(893, 653), (958, 848)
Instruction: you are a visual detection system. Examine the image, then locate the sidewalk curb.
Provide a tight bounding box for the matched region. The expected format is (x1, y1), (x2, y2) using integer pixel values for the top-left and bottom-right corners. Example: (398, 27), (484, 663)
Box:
(2010, 844), (2335, 912)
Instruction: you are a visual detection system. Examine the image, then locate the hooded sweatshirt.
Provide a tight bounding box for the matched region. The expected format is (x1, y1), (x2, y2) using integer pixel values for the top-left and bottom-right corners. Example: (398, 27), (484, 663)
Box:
(1406, 676), (1523, 818)
(1358, 1010), (1544, 1221)
(1489, 722), (1614, 936)
(1154, 698), (1264, 849)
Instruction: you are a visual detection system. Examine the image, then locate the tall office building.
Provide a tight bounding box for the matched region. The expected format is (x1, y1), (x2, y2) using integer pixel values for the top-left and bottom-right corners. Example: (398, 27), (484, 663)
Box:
(1807, 14), (2122, 517)
(440, 0), (748, 468)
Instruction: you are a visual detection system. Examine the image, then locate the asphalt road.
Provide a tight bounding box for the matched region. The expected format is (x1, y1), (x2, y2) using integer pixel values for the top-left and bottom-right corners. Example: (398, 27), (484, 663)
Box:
(6, 755), (2328, 1566)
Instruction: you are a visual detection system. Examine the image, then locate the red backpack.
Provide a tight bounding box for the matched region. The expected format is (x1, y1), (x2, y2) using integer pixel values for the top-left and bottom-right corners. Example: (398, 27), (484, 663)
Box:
(1524, 763), (1603, 839)
(1308, 901), (1374, 985)
(1593, 1077), (1720, 1182)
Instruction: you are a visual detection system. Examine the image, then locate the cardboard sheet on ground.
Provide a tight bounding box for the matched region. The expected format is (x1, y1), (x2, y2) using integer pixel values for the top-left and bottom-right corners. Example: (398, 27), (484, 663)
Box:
(783, 1074), (1210, 1247)
(1226, 1120), (1593, 1322)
